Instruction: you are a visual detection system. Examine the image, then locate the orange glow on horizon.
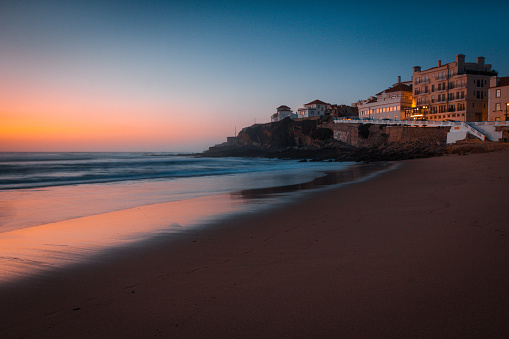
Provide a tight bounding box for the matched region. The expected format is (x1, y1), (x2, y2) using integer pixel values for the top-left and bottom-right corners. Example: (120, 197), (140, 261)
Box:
(0, 82), (239, 151)
(0, 108), (230, 152)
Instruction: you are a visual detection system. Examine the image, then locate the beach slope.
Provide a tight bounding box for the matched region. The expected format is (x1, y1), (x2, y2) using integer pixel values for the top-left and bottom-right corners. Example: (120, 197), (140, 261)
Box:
(1, 151), (508, 338)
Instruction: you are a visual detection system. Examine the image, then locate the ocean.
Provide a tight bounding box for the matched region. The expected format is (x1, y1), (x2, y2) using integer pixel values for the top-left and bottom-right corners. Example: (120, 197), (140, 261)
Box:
(0, 152), (388, 283)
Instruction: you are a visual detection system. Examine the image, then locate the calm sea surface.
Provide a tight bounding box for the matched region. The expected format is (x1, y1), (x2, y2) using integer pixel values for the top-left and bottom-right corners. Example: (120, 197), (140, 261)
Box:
(0, 152), (388, 283)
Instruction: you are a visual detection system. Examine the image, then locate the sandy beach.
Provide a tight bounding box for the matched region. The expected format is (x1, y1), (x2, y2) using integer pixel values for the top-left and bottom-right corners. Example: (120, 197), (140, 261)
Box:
(1, 151), (508, 338)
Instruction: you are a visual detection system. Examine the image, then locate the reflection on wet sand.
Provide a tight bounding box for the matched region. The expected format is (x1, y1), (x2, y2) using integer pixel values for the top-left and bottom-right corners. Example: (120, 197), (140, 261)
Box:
(0, 162), (393, 284)
(232, 162), (393, 200)
(0, 193), (243, 284)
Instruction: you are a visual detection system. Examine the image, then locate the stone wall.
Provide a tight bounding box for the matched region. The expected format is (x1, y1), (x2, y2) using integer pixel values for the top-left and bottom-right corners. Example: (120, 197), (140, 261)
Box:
(334, 123), (449, 147)
(496, 126), (509, 143)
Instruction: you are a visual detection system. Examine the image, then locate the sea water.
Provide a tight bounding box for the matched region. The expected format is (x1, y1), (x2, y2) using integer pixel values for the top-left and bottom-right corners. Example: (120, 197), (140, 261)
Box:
(0, 152), (385, 283)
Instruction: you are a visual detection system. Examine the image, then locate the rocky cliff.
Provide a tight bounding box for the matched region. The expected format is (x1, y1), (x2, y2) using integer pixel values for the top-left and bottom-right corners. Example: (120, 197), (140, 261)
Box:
(202, 117), (505, 161)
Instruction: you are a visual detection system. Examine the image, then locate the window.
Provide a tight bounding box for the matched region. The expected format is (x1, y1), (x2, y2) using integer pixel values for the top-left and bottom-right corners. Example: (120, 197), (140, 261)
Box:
(496, 89), (501, 98)
(431, 85), (435, 92)
(496, 103), (501, 111)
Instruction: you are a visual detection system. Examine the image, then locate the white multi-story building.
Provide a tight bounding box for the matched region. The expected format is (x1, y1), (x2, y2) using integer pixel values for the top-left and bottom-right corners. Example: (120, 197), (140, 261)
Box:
(357, 81), (413, 120)
(488, 76), (509, 121)
(271, 105), (296, 122)
(297, 100), (330, 118)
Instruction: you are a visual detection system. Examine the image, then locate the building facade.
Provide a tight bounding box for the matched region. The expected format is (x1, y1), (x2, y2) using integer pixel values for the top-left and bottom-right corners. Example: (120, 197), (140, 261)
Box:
(408, 54), (496, 121)
(297, 100), (330, 118)
(271, 105), (296, 122)
(357, 82), (413, 120)
(488, 76), (509, 121)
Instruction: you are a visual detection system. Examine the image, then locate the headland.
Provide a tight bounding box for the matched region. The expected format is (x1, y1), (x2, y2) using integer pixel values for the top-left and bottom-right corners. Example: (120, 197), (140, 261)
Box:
(203, 116), (509, 161)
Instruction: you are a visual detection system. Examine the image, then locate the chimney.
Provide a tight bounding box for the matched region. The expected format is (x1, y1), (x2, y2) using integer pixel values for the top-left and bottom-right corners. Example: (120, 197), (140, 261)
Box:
(438, 60), (442, 67)
(456, 54), (465, 64)
(413, 66), (421, 73)
(477, 56), (485, 65)
(490, 76), (498, 88)
(398, 76), (401, 83)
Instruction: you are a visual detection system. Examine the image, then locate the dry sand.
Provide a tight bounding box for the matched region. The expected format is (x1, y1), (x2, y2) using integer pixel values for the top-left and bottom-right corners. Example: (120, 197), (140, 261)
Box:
(1, 151), (508, 338)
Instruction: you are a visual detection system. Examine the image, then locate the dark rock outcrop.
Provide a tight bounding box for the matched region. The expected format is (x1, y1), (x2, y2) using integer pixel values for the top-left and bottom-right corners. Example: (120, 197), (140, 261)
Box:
(202, 117), (507, 162)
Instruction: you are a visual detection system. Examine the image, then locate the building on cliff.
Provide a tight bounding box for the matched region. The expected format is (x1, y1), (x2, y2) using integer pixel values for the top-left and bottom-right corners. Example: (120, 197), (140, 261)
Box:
(326, 104), (358, 119)
(271, 105), (297, 122)
(488, 76), (509, 121)
(297, 100), (330, 118)
(407, 54), (496, 122)
(356, 80), (413, 120)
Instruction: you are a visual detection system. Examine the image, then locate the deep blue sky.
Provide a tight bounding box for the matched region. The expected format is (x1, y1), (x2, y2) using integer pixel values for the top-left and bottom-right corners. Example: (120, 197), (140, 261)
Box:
(2, 0), (508, 151)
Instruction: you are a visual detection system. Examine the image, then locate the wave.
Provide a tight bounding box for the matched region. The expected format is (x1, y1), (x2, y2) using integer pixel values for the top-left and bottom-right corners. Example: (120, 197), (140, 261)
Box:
(0, 152), (341, 190)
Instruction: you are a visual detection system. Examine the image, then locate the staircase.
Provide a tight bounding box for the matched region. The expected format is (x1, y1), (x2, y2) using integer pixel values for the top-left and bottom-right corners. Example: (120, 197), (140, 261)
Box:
(462, 122), (486, 141)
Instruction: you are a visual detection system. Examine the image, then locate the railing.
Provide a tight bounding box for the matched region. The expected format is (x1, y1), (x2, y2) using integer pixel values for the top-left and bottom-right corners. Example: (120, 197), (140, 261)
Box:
(333, 118), (509, 142)
(334, 118), (509, 126)
(464, 123), (486, 141)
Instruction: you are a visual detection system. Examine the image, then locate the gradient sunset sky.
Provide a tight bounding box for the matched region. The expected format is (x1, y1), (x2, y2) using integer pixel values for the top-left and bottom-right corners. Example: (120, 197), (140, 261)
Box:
(2, 0), (508, 152)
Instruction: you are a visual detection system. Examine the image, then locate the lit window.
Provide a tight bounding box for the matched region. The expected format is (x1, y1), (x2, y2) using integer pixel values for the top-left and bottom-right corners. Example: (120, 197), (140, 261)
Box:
(496, 103), (501, 110)
(496, 89), (501, 98)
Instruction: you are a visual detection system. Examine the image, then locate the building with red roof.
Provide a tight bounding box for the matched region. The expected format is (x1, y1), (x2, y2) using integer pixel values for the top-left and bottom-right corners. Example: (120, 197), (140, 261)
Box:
(271, 105), (296, 122)
(297, 99), (330, 118)
(357, 79), (413, 120)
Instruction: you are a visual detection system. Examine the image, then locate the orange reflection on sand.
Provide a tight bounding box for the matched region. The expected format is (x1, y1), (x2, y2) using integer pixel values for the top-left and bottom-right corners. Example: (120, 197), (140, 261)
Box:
(0, 193), (244, 283)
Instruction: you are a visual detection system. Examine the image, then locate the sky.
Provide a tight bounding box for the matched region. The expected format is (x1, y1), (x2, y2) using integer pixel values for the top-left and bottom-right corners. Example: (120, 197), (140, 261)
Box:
(1, 0), (508, 152)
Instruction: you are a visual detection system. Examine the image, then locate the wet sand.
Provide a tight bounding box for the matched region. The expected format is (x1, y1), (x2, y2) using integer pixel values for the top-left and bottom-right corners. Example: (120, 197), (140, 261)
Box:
(1, 151), (508, 338)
